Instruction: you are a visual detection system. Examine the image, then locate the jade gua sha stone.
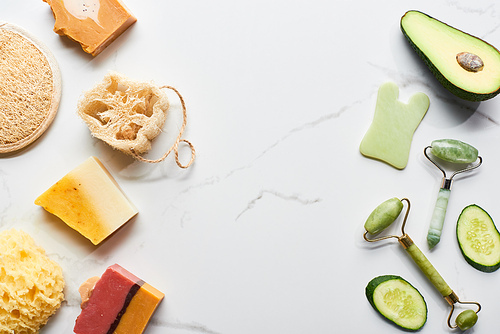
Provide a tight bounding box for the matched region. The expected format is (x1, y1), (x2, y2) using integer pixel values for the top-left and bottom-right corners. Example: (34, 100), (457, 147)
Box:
(360, 82), (430, 169)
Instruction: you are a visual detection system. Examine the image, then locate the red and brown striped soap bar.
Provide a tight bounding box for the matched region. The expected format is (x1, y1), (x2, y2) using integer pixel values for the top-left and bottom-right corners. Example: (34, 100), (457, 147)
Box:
(74, 264), (164, 334)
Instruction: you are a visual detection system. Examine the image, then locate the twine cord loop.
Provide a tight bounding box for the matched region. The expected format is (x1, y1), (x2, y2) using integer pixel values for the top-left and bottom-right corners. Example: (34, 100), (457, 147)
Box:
(130, 85), (195, 167)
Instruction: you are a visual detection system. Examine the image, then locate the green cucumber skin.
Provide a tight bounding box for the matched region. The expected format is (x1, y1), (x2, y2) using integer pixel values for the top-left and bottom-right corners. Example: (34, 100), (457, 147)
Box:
(365, 275), (427, 331)
(457, 204), (500, 273)
(400, 10), (500, 102)
(365, 275), (401, 309)
(463, 257), (500, 273)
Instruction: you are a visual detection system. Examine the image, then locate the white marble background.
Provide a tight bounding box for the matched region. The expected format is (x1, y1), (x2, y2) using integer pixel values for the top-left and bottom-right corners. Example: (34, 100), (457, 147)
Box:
(2, 0), (500, 333)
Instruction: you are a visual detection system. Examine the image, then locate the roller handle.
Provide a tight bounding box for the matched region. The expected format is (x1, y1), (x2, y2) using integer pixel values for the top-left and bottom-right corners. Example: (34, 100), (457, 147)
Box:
(427, 186), (451, 249)
(404, 242), (453, 297)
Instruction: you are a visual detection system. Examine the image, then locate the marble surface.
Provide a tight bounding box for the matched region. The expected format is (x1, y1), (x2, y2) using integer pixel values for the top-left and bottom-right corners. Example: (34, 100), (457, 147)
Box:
(2, 0), (500, 332)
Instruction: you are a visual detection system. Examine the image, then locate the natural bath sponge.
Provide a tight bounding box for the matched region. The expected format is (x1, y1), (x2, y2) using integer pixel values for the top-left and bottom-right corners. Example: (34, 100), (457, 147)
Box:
(77, 72), (169, 156)
(0, 229), (65, 334)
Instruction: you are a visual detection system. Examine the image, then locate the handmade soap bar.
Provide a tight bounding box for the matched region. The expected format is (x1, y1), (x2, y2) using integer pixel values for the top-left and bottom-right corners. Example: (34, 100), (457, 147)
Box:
(43, 0), (137, 56)
(35, 156), (138, 245)
(74, 264), (164, 334)
(359, 82), (429, 169)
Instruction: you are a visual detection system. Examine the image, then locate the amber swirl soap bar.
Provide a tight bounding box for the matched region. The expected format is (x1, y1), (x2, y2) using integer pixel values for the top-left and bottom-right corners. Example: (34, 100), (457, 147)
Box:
(43, 0), (136, 56)
(35, 156), (138, 245)
(74, 264), (165, 334)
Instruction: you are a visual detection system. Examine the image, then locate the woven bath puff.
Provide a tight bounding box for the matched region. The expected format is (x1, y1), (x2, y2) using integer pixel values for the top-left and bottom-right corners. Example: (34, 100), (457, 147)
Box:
(0, 229), (65, 334)
(0, 22), (62, 153)
(77, 72), (195, 167)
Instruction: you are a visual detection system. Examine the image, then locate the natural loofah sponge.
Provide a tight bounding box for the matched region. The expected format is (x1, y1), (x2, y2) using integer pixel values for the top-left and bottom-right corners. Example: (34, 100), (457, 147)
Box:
(0, 229), (65, 334)
(77, 72), (169, 156)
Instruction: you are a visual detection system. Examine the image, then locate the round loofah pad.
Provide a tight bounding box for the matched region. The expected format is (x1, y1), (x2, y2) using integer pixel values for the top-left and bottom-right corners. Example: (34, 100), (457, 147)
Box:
(0, 229), (65, 334)
(0, 22), (61, 154)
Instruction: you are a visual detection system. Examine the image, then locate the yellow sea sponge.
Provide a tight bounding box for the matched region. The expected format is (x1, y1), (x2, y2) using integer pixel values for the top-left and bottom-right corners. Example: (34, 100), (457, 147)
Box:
(0, 229), (65, 334)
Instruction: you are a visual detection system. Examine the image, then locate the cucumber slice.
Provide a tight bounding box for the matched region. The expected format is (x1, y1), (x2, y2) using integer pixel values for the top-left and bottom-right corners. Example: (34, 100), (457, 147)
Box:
(457, 204), (500, 272)
(365, 275), (427, 331)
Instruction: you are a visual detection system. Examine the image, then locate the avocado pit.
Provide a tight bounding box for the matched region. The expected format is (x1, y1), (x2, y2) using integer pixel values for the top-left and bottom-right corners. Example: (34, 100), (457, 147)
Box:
(457, 52), (484, 72)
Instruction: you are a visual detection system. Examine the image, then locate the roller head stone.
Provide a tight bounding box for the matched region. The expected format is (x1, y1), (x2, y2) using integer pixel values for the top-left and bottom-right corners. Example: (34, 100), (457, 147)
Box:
(364, 198), (403, 234)
(455, 309), (478, 331)
(430, 139), (478, 164)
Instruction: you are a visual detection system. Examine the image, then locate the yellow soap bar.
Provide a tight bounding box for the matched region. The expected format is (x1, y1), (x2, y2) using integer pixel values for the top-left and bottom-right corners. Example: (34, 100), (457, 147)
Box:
(35, 156), (138, 244)
(43, 0), (137, 56)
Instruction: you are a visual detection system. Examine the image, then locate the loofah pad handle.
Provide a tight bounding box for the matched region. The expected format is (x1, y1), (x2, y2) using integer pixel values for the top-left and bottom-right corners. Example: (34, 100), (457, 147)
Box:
(130, 85), (195, 167)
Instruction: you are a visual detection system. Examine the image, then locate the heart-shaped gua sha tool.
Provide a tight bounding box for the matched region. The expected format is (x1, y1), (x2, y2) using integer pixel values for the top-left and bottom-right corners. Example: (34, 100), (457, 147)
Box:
(359, 82), (429, 169)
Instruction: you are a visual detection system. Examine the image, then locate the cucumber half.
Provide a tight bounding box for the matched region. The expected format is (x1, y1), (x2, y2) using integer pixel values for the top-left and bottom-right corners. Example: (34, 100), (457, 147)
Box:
(366, 275), (427, 331)
(457, 204), (500, 272)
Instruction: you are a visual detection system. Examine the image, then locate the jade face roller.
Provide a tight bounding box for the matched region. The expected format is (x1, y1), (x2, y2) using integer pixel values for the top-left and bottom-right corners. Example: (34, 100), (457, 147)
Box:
(363, 197), (481, 330)
(424, 139), (482, 249)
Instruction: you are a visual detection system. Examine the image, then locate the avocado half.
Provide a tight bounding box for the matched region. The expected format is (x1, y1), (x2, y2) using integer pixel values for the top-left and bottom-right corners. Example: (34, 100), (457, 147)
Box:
(401, 10), (500, 101)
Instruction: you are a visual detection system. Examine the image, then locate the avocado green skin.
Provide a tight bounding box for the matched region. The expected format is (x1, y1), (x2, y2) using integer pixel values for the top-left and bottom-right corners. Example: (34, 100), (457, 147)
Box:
(365, 275), (427, 331)
(401, 10), (500, 102)
(457, 204), (500, 272)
